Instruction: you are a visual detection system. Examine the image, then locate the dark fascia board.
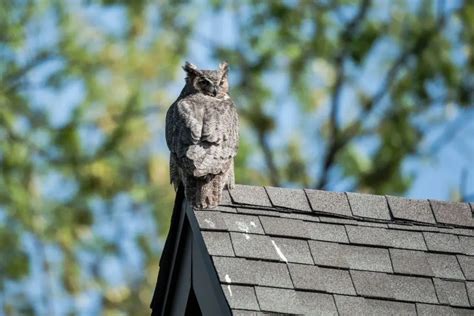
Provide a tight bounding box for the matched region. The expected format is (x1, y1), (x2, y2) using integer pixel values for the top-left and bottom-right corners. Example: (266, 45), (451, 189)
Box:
(165, 222), (192, 316)
(186, 201), (232, 316)
(150, 188), (231, 316)
(150, 186), (187, 315)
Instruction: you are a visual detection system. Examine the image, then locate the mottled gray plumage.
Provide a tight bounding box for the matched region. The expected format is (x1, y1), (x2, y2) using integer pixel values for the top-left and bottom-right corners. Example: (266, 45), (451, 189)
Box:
(165, 62), (239, 208)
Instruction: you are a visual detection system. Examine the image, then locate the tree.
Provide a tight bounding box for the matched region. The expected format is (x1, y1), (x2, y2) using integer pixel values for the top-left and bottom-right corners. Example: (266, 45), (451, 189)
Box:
(1, 0), (473, 314)
(1, 0), (190, 313)
(212, 0), (474, 196)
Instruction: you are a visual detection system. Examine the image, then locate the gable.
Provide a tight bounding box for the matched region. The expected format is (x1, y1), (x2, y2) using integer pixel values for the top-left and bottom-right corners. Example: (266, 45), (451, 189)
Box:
(150, 188), (231, 316)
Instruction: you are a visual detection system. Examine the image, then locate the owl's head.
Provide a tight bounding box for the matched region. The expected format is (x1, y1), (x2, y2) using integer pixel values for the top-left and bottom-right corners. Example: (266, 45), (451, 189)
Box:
(182, 61), (229, 98)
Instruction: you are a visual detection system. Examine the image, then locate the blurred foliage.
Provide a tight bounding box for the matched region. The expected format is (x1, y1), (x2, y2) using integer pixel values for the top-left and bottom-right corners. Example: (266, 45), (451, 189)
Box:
(1, 0), (474, 314)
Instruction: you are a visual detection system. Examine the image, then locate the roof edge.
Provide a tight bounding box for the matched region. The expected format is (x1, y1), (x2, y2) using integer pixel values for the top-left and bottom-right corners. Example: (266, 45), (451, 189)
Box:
(217, 184), (474, 229)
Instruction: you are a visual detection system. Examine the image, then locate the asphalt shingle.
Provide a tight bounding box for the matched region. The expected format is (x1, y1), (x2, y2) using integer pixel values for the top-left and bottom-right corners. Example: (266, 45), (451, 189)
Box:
(208, 205), (237, 213)
(236, 207), (283, 218)
(389, 250), (464, 280)
(416, 303), (474, 316)
(295, 290), (338, 315)
(260, 216), (349, 243)
(467, 282), (474, 307)
(386, 195), (436, 224)
(254, 286), (296, 314)
(308, 240), (346, 268)
(346, 225), (427, 250)
(280, 212), (320, 222)
(220, 213), (264, 235)
(388, 223), (442, 233)
(427, 253), (465, 280)
(396, 276), (442, 303)
(458, 255), (474, 280)
(220, 189), (232, 205)
(423, 232), (462, 253)
(202, 231), (235, 256)
(212, 256), (293, 289)
(390, 249), (433, 277)
(309, 240), (393, 272)
(270, 237), (314, 264)
(347, 192), (391, 220)
(229, 185), (272, 207)
(230, 232), (279, 261)
(307, 222), (349, 243)
(460, 236), (474, 255)
(453, 228), (474, 237)
(221, 285), (259, 311)
(305, 189), (352, 217)
(334, 295), (417, 316)
(319, 216), (361, 225)
(433, 278), (470, 307)
(320, 216), (388, 228)
(350, 270), (393, 299)
(265, 186), (311, 212)
(195, 211), (227, 230)
(255, 286), (338, 315)
(259, 216), (310, 239)
(351, 270), (438, 303)
(345, 245), (393, 273)
(288, 263), (356, 295)
(430, 200), (474, 227)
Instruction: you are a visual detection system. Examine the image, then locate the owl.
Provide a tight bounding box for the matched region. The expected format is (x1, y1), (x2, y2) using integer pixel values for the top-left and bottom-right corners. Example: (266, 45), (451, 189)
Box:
(165, 61), (239, 209)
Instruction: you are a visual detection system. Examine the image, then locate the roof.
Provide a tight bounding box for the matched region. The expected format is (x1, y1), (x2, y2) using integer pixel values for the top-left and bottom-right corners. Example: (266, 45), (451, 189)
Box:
(193, 185), (474, 315)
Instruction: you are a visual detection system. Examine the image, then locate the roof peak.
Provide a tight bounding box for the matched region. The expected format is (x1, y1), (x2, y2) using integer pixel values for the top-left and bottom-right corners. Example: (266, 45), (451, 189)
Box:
(213, 184), (474, 229)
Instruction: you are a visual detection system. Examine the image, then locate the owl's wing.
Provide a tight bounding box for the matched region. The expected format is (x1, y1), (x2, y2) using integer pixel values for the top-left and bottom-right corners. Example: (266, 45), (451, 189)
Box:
(166, 99), (204, 161)
(186, 99), (239, 177)
(165, 101), (176, 151)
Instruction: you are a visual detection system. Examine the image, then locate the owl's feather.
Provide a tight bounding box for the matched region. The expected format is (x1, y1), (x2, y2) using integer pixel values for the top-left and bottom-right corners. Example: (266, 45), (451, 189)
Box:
(165, 68), (239, 208)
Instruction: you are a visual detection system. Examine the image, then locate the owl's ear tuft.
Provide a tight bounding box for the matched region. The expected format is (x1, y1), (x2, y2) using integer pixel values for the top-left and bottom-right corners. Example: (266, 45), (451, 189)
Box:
(182, 61), (202, 77)
(219, 61), (229, 75)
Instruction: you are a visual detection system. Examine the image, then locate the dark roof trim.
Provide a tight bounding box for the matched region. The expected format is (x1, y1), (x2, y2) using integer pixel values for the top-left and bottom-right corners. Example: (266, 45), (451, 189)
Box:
(186, 203), (231, 315)
(150, 187), (231, 315)
(150, 186), (186, 312)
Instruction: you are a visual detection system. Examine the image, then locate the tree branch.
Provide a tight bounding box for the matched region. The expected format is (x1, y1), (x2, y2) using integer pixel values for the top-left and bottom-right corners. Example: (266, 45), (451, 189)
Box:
(316, 0), (371, 189)
(2, 51), (59, 93)
(233, 9), (281, 185)
(315, 4), (459, 189)
(257, 130), (280, 186)
(365, 6), (456, 120)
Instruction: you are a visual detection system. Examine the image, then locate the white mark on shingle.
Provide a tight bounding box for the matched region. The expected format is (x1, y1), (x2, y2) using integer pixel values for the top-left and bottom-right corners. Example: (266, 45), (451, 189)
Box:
(250, 221), (257, 227)
(204, 219), (215, 228)
(271, 240), (288, 263)
(225, 274), (232, 296)
(243, 233), (250, 240)
(236, 221), (249, 233)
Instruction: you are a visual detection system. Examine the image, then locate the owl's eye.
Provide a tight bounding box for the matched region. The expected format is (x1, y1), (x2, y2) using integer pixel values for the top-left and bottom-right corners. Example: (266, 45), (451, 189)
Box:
(199, 79), (211, 87)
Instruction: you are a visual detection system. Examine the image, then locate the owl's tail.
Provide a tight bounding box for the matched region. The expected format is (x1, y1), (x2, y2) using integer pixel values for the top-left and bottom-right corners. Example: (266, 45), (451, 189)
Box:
(184, 173), (226, 209)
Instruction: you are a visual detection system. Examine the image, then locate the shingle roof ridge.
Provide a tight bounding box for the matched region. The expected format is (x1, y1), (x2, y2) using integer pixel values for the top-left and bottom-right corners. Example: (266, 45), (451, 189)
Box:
(222, 184), (474, 229)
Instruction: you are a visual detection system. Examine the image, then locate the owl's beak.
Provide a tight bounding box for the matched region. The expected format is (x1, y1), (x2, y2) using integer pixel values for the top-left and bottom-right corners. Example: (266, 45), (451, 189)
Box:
(212, 86), (218, 97)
